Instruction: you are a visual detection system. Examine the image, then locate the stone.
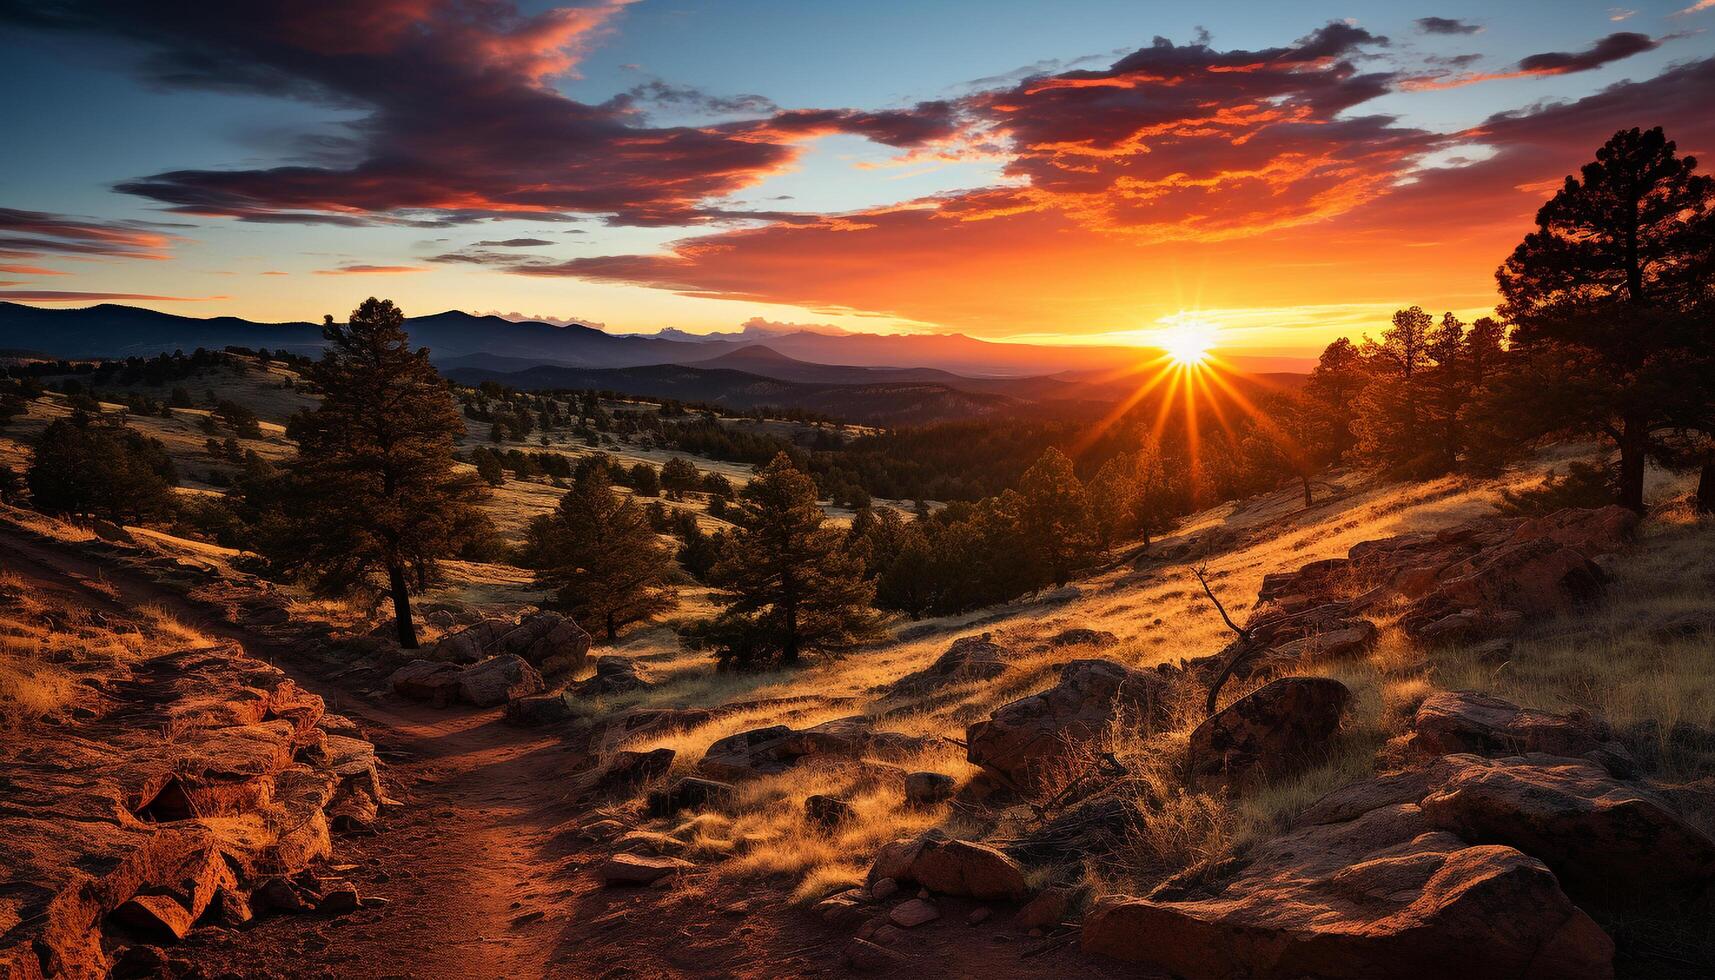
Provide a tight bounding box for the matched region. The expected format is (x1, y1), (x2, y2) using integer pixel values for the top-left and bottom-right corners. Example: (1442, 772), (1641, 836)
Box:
(697, 717), (918, 780)
(888, 899), (941, 928)
(1419, 753), (1715, 902)
(503, 690), (580, 726)
(495, 611), (591, 676)
(1187, 677), (1350, 785)
(455, 654), (544, 708)
(869, 877), (899, 901)
(585, 748), (676, 797)
(1013, 886), (1082, 930)
(698, 725), (797, 779)
(596, 853), (692, 885)
(842, 938), (909, 972)
(1082, 811), (1613, 979)
(903, 771), (955, 807)
(575, 655), (651, 696)
(886, 633), (1011, 696)
(806, 794), (856, 829)
(1265, 621), (1377, 662)
(1411, 691), (1633, 775)
(646, 777), (735, 817)
(869, 832), (1029, 902)
(387, 659), (460, 706)
(966, 659), (1174, 793)
(316, 880), (361, 915)
(431, 618), (512, 664)
(966, 907), (991, 926)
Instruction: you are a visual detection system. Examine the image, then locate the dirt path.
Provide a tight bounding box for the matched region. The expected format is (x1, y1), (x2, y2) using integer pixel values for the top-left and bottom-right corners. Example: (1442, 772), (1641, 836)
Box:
(2, 526), (582, 979)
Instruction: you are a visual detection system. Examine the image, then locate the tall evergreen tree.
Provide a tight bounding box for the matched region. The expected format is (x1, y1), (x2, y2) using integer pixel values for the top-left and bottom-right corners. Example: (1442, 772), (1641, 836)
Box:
(1354, 306), (1436, 472)
(1498, 127), (1715, 512)
(703, 453), (876, 669)
(1013, 447), (1095, 587)
(269, 298), (490, 649)
(522, 467), (677, 640)
(1304, 338), (1368, 461)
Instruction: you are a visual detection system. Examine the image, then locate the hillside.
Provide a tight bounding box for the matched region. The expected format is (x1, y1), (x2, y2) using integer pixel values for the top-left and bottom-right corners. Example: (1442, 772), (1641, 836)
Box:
(444, 361), (1028, 425)
(4, 437), (1710, 976)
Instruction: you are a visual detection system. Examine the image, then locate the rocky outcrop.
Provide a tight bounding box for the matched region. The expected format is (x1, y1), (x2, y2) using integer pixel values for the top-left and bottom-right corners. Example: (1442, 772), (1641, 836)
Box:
(574, 656), (651, 696)
(1187, 677), (1349, 786)
(698, 717), (929, 780)
(885, 633), (1010, 696)
(0, 644), (384, 979)
(1419, 753), (1715, 901)
(966, 659), (1177, 794)
(454, 654), (544, 708)
(579, 748), (676, 798)
(1408, 691), (1633, 775)
(868, 831), (1029, 902)
(432, 611), (590, 677)
(387, 659), (460, 706)
(1255, 507), (1638, 648)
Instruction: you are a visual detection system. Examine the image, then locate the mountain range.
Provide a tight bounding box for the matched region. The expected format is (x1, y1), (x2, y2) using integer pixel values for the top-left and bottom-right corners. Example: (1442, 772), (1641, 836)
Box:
(0, 302), (1306, 424)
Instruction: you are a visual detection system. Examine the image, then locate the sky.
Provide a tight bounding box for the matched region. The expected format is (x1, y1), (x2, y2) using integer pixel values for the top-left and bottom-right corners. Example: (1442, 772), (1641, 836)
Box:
(2, 0), (1713, 358)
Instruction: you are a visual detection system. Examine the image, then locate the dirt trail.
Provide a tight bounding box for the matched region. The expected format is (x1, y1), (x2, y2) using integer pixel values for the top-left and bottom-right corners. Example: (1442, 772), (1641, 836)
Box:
(2, 527), (583, 979)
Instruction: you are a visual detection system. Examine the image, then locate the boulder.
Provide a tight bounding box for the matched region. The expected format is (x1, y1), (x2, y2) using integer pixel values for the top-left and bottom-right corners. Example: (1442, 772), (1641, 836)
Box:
(1265, 621), (1377, 663)
(966, 659), (1175, 793)
(1013, 885), (1083, 929)
(1083, 834), (1613, 980)
(503, 690), (579, 727)
(387, 660), (460, 707)
(495, 611), (590, 676)
(1419, 753), (1715, 901)
(1411, 691), (1633, 775)
(430, 618), (512, 664)
(903, 771), (955, 807)
(455, 655), (544, 708)
(886, 633), (1010, 696)
(646, 777), (735, 817)
(888, 898), (940, 928)
(1508, 505), (1638, 555)
(1187, 677), (1349, 785)
(868, 832), (1029, 902)
(575, 655), (651, 696)
(842, 937), (909, 972)
(698, 725), (797, 779)
(806, 794), (856, 829)
(584, 748), (676, 797)
(596, 853), (692, 885)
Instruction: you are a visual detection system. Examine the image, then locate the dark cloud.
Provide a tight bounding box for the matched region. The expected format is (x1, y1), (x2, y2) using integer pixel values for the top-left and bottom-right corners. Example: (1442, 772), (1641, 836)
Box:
(1416, 17), (1482, 35)
(471, 238), (553, 247)
(1, 0), (934, 228)
(608, 80), (779, 118)
(1517, 31), (1662, 74)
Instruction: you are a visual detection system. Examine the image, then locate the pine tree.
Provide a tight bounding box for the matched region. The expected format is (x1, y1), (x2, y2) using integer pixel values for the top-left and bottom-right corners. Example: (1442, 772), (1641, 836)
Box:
(268, 298), (490, 649)
(1013, 447), (1094, 588)
(1354, 307), (1437, 472)
(1498, 127), (1715, 511)
(522, 467), (677, 640)
(704, 453), (877, 669)
(1304, 337), (1368, 461)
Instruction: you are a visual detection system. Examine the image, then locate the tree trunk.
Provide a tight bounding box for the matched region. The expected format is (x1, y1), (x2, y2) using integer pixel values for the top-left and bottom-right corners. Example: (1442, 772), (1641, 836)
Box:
(1697, 451), (1715, 516)
(389, 563), (418, 649)
(1617, 416), (1648, 514)
(781, 573), (799, 665)
(606, 610), (617, 642)
(1301, 475), (1313, 507)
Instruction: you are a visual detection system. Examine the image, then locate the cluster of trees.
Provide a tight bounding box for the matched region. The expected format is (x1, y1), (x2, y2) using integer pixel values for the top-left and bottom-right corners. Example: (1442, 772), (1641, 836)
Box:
(25, 413), (180, 521)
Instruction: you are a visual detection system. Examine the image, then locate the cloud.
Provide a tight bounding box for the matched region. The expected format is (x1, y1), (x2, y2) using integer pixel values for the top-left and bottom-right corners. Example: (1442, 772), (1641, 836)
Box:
(478, 310), (605, 329)
(2, 0), (966, 230)
(313, 263), (426, 275)
(0, 207), (179, 269)
(1415, 17), (1482, 35)
(607, 79), (779, 118)
(471, 238), (553, 247)
(1403, 31), (1668, 90)
(522, 46), (1715, 339)
(1676, 0), (1715, 14)
(0, 290), (220, 302)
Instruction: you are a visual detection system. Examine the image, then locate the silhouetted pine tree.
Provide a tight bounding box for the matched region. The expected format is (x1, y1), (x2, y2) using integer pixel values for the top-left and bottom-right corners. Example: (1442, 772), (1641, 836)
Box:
(1498, 127), (1715, 512)
(269, 298), (490, 649)
(1354, 306), (1437, 473)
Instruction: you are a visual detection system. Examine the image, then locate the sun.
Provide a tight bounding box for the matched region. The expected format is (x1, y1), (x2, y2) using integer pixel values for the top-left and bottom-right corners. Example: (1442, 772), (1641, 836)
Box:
(1158, 320), (1217, 366)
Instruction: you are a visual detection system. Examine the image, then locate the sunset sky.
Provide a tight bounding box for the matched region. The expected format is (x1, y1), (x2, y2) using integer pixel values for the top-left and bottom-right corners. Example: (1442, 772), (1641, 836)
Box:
(3, 0), (1713, 358)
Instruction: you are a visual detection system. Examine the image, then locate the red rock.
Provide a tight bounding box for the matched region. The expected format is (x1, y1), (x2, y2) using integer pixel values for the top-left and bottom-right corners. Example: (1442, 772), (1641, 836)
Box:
(596, 853), (692, 885)
(867, 832), (1029, 902)
(888, 898), (940, 928)
(1187, 677), (1349, 785)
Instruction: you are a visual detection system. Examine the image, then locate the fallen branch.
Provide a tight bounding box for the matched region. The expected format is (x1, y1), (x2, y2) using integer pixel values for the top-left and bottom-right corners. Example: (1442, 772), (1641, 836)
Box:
(1193, 565), (1258, 717)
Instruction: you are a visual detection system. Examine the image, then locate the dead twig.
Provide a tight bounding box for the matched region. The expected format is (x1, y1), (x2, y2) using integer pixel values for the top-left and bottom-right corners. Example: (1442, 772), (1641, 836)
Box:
(1192, 565), (1257, 717)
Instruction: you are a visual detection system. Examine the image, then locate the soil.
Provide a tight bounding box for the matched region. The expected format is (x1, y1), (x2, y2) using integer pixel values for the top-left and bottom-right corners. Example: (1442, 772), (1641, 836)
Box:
(1, 525), (1139, 979)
